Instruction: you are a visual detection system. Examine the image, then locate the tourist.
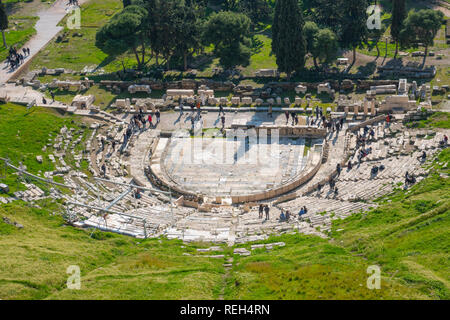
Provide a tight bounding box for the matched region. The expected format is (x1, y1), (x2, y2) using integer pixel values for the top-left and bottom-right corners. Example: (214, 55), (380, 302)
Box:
(363, 125), (369, 137)
(294, 114), (299, 126)
(418, 151), (426, 162)
(179, 99), (184, 116)
(371, 165), (379, 176)
(369, 128), (375, 140)
(42, 96), (47, 104)
(101, 163), (106, 177)
(285, 111), (289, 124)
(334, 187), (339, 197)
(303, 206), (308, 215)
(299, 207), (305, 218)
(179, 103), (184, 116)
(290, 112), (296, 126)
(148, 114), (153, 128)
(264, 205), (270, 220)
(155, 110), (160, 124)
(336, 163), (341, 177)
(441, 135), (448, 146)
(268, 105), (273, 118)
(50, 90), (55, 103)
(221, 115), (225, 129)
(279, 210), (285, 221)
(286, 210), (290, 221)
(112, 140), (116, 151)
(134, 188), (141, 199)
(347, 161), (352, 170)
(258, 204), (264, 219)
(219, 104), (224, 116)
(440, 135), (448, 147)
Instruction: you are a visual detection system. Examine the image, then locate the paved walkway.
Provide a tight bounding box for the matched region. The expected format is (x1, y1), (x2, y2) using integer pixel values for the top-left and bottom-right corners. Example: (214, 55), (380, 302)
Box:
(0, 0), (87, 84)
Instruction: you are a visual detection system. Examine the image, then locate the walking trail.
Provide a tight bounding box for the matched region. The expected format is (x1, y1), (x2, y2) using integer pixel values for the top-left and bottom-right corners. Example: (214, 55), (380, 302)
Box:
(0, 0), (87, 84)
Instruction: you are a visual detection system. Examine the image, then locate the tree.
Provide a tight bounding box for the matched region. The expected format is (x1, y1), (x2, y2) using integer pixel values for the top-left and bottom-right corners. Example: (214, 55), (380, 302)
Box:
(171, 1), (202, 70)
(95, 5), (149, 69)
(391, 0), (406, 59)
(303, 21), (319, 68)
(308, 0), (341, 34)
(337, 0), (368, 69)
(367, 20), (386, 59)
(272, 0), (306, 79)
(0, 0), (8, 48)
(203, 11), (252, 70)
(399, 9), (444, 67)
(238, 0), (273, 25)
(312, 28), (339, 68)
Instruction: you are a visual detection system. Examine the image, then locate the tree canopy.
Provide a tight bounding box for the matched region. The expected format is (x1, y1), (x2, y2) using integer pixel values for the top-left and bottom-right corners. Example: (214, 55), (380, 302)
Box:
(95, 5), (148, 68)
(272, 0), (306, 78)
(203, 11), (252, 70)
(400, 9), (444, 66)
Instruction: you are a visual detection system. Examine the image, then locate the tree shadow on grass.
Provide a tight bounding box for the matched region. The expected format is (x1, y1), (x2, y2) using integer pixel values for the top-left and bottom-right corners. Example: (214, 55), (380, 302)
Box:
(97, 55), (119, 71)
(357, 61), (377, 77)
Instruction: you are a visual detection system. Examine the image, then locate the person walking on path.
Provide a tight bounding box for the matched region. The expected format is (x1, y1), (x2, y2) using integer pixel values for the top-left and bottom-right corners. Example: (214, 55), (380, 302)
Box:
(155, 110), (160, 124)
(264, 205), (270, 220)
(285, 111), (289, 124)
(50, 90), (55, 103)
(221, 115), (225, 129)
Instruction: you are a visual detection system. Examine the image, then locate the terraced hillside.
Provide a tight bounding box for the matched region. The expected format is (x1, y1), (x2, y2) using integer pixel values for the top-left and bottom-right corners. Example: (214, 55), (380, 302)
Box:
(0, 104), (448, 300)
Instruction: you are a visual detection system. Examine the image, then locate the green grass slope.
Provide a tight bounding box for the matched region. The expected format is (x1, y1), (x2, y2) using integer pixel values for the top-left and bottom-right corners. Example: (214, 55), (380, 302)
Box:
(0, 103), (448, 300)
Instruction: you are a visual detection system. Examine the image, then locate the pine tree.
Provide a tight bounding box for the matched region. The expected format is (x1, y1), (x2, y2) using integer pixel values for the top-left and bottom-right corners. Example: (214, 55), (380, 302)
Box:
(391, 0), (406, 59)
(338, 0), (368, 70)
(0, 0), (8, 48)
(272, 0), (306, 79)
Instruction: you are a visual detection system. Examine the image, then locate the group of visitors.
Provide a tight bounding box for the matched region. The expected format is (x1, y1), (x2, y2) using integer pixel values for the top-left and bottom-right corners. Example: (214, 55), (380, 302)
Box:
(357, 147), (373, 163)
(370, 164), (385, 176)
(298, 206), (308, 218)
(279, 209), (291, 221)
(129, 108), (161, 133)
(6, 47), (30, 71)
(284, 111), (299, 126)
(257, 204), (308, 222)
(258, 204), (270, 220)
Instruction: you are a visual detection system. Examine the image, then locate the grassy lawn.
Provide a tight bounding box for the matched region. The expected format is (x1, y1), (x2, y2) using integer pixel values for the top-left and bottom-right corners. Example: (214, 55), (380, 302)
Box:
(0, 103), (87, 195)
(405, 112), (450, 129)
(0, 15), (38, 62)
(0, 200), (225, 300)
(31, 0), (132, 73)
